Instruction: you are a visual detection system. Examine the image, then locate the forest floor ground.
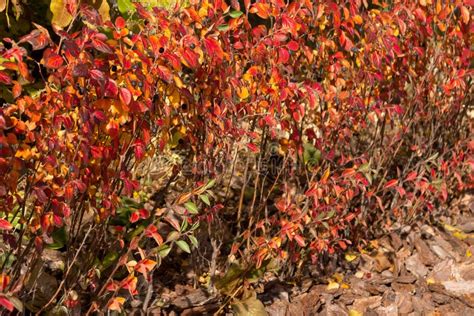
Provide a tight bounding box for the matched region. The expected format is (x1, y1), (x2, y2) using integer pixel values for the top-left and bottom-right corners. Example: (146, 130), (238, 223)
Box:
(138, 193), (474, 316)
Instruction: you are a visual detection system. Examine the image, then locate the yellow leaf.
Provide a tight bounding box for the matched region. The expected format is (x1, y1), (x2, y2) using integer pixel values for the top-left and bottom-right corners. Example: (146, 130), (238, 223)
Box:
(97, 0), (110, 22)
(237, 86), (250, 100)
(341, 283), (350, 289)
(345, 252), (358, 262)
(453, 231), (467, 240)
(327, 281), (340, 290)
(332, 273), (344, 283)
(50, 0), (74, 29)
(466, 249), (472, 258)
(349, 310), (363, 316)
(426, 277), (436, 285)
(243, 72), (253, 83)
(168, 88), (181, 108)
(174, 75), (184, 89)
(353, 15), (363, 24)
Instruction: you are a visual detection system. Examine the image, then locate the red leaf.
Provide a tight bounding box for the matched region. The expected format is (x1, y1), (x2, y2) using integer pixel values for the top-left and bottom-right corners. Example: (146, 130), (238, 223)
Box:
(104, 79), (118, 97)
(133, 140), (146, 160)
(119, 87), (132, 105)
(65, 0), (77, 14)
(0, 295), (13, 312)
(137, 209), (149, 220)
(91, 38), (113, 54)
(294, 234), (306, 247)
(18, 24), (50, 50)
(157, 65), (172, 83)
(395, 186), (406, 197)
(93, 111), (107, 123)
(89, 69), (105, 81)
(115, 16), (126, 29)
(0, 71), (12, 85)
(204, 38), (224, 61)
(405, 171), (418, 182)
(0, 219), (12, 231)
(247, 142), (260, 153)
(130, 212), (140, 223)
(106, 119), (119, 137)
(384, 179), (398, 189)
(43, 52), (63, 69)
(414, 8), (426, 24)
(278, 47), (290, 63)
(287, 40), (299, 51)
(182, 48), (199, 68)
(120, 275), (138, 295)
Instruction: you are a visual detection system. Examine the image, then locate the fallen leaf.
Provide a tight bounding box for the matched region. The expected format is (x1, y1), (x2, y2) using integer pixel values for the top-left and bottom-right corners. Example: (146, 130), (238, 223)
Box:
(349, 310), (363, 316)
(327, 281), (340, 290)
(345, 253), (358, 262)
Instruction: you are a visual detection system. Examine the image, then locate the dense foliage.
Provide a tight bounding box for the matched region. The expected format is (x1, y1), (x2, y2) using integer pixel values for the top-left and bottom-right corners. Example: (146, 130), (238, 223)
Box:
(0, 0), (472, 313)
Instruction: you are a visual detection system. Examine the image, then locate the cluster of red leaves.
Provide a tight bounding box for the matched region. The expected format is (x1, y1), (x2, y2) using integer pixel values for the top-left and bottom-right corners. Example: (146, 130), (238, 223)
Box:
(0, 0), (472, 312)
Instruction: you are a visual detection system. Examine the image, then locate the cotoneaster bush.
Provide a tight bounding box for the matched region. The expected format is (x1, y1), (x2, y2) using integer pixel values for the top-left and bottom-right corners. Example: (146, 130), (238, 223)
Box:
(0, 0), (472, 313)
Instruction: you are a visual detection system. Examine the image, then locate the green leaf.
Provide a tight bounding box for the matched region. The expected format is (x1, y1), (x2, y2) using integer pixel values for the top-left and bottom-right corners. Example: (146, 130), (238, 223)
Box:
(176, 240), (191, 253)
(166, 231), (180, 242)
(199, 194), (211, 206)
(204, 179), (216, 189)
(180, 218), (188, 232)
(229, 10), (244, 18)
(215, 263), (245, 295)
(231, 294), (268, 316)
(48, 227), (67, 250)
(127, 225), (145, 240)
(188, 235), (199, 248)
(184, 201), (199, 214)
(101, 251), (118, 271)
(157, 244), (171, 258)
(217, 24), (230, 32)
(303, 143), (321, 167)
(191, 221), (200, 231)
(326, 210), (336, 219)
(358, 163), (370, 173)
(117, 0), (136, 15)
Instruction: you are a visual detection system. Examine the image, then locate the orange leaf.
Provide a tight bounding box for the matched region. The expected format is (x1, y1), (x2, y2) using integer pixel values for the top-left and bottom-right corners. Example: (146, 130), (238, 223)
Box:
(0, 274), (10, 292)
(135, 259), (157, 275)
(250, 3), (270, 19)
(342, 168), (356, 177)
(107, 297), (126, 312)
